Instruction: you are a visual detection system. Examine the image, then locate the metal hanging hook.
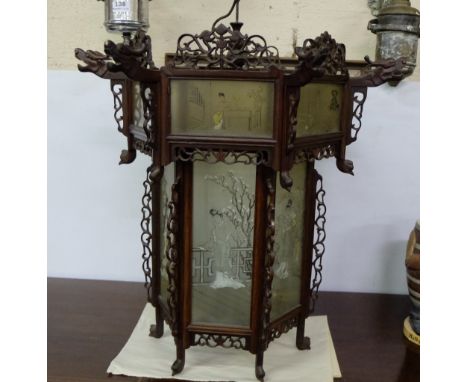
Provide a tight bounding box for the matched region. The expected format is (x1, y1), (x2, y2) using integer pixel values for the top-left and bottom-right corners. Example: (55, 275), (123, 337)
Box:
(211, 0), (241, 30)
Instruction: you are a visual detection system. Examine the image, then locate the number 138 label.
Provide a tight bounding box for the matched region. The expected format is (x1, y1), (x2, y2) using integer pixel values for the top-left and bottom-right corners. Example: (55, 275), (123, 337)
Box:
(112, 0), (131, 20)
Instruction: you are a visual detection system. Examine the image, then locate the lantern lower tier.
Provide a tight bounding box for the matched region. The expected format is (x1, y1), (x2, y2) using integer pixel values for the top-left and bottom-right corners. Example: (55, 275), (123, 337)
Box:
(146, 156), (325, 379)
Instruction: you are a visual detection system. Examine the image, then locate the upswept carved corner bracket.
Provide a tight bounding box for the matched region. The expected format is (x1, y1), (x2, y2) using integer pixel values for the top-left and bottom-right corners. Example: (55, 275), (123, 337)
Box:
(104, 33), (160, 82)
(75, 48), (121, 79)
(352, 56), (406, 87)
(109, 78), (137, 165)
(76, 47), (139, 165)
(335, 56), (405, 172)
(76, 32), (156, 82)
(291, 32), (348, 85)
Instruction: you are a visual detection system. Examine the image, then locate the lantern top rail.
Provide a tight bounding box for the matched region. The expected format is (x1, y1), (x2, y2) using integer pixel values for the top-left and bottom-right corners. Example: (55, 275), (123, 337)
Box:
(166, 53), (369, 77)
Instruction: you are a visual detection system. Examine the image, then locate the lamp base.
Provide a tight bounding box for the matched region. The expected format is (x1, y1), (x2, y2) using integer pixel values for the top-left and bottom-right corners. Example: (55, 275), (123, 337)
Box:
(403, 316), (420, 352)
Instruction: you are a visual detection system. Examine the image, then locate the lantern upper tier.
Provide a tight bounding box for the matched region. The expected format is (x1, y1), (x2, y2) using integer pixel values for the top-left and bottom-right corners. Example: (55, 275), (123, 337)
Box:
(76, 21), (408, 188)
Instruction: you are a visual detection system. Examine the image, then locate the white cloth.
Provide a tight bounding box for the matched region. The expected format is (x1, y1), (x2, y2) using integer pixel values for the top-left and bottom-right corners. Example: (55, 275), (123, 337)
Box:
(108, 303), (342, 382)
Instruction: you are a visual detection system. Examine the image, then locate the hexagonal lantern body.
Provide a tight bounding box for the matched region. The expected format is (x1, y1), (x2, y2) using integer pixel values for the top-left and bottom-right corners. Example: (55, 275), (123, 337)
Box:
(75, 1), (417, 380)
(126, 41), (338, 371)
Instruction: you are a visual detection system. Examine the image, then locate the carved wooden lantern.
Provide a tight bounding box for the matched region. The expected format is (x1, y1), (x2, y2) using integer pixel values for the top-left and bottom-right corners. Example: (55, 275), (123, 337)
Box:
(75, 0), (417, 380)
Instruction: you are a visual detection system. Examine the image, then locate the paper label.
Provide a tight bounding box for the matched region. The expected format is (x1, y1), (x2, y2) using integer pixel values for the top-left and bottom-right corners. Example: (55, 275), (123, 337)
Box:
(112, 0), (131, 20)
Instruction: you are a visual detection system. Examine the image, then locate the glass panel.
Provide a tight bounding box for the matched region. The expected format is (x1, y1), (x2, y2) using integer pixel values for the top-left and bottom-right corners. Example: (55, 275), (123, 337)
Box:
(159, 163), (175, 307)
(271, 163), (306, 320)
(171, 79), (275, 138)
(192, 159), (256, 327)
(132, 81), (145, 128)
(297, 83), (343, 137)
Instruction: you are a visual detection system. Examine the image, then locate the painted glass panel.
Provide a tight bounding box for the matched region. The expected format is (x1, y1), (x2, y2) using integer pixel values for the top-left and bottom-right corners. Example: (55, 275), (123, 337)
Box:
(271, 162), (306, 320)
(171, 79), (274, 138)
(191, 160), (256, 327)
(297, 83), (343, 136)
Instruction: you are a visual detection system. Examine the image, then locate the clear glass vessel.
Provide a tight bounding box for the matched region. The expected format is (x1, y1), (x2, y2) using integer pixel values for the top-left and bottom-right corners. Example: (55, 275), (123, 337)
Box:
(368, 0), (420, 78)
(103, 0), (150, 33)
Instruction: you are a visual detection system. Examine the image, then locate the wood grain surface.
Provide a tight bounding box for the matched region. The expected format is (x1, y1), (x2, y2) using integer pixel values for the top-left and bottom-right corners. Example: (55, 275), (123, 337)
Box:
(47, 278), (419, 382)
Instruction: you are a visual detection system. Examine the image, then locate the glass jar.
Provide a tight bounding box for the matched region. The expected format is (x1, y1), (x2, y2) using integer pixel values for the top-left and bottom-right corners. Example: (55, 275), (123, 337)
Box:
(102, 0), (150, 33)
(368, 0), (420, 78)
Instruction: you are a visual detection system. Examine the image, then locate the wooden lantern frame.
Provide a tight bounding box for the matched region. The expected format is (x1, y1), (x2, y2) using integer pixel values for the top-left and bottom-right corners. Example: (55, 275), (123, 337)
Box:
(75, 10), (407, 381)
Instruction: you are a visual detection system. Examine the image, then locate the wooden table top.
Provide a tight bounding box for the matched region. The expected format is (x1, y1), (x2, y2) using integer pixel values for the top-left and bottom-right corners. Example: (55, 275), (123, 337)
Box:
(47, 278), (419, 382)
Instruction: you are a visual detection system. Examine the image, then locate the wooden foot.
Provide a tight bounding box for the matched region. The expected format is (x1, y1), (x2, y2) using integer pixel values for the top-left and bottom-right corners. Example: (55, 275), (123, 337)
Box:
(296, 319), (311, 350)
(296, 335), (311, 350)
(255, 365), (265, 382)
(149, 306), (164, 338)
(149, 323), (163, 339)
(171, 357), (185, 376)
(255, 353), (265, 381)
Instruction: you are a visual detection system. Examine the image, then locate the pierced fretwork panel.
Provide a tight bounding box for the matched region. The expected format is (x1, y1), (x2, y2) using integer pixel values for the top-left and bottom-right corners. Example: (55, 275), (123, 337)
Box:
(110, 80), (124, 133)
(159, 163), (175, 309)
(193, 333), (248, 350)
(310, 171), (326, 313)
(268, 315), (299, 345)
(141, 166), (153, 303)
(348, 87), (368, 144)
